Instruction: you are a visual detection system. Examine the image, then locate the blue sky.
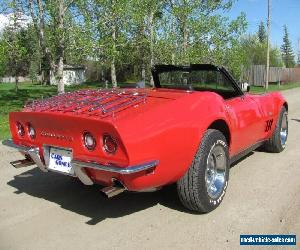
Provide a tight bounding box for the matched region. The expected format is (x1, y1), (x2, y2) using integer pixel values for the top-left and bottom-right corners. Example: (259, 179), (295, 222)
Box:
(228, 0), (300, 52)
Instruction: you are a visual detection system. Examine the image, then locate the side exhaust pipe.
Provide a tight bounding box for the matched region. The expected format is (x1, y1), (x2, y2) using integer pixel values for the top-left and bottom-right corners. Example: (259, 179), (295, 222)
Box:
(10, 158), (35, 168)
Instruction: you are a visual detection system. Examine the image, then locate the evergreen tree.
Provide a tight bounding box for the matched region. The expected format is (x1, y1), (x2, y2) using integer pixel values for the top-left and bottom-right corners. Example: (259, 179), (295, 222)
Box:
(280, 25), (295, 68)
(257, 21), (267, 43)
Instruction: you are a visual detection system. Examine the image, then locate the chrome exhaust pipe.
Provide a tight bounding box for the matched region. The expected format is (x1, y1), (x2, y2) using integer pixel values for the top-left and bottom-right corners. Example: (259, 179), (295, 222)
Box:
(101, 186), (125, 198)
(10, 158), (35, 168)
(101, 184), (125, 198)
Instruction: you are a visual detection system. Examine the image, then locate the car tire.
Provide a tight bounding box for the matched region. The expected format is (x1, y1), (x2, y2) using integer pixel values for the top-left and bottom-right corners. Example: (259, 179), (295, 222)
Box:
(177, 129), (230, 213)
(264, 107), (288, 153)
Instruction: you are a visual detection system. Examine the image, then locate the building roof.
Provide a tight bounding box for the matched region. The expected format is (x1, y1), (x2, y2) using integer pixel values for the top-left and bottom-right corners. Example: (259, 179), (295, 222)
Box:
(63, 65), (85, 70)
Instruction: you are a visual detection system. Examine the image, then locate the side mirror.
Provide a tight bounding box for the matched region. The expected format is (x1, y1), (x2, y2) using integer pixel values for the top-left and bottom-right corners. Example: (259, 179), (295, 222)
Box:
(240, 82), (250, 92)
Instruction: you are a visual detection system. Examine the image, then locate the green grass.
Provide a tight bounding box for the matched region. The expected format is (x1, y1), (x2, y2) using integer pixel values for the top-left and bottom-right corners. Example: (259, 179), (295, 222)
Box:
(1, 81), (300, 140)
(250, 82), (300, 93)
(0, 82), (103, 140)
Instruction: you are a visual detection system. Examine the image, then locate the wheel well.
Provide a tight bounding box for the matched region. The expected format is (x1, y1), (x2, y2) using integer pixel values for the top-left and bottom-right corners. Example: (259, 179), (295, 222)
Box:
(283, 102), (288, 111)
(208, 120), (231, 146)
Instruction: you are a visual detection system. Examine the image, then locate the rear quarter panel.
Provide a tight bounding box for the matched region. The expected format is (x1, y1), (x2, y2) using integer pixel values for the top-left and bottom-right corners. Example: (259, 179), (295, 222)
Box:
(114, 92), (232, 190)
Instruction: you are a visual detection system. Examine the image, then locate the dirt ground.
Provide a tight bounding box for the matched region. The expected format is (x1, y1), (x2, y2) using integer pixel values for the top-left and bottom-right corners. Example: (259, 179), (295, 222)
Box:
(0, 89), (299, 250)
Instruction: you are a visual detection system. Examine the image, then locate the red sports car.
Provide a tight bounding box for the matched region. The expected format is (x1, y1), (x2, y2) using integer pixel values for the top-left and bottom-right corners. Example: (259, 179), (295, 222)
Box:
(2, 64), (288, 213)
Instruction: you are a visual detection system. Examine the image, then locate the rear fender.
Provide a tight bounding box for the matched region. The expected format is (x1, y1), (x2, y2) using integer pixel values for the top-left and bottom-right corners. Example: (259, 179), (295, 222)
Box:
(114, 92), (231, 189)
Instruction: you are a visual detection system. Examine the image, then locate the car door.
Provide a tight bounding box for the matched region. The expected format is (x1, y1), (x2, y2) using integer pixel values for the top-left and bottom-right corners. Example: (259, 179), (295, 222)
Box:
(225, 94), (264, 156)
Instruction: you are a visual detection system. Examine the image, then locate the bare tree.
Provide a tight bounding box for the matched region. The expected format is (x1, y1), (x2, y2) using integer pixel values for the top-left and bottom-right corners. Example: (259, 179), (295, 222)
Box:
(5, 0), (26, 91)
(28, 0), (54, 85)
(28, 0), (74, 93)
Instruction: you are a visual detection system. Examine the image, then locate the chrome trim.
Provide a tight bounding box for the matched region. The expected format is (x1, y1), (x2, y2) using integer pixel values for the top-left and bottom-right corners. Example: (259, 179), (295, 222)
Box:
(71, 159), (159, 175)
(27, 147), (47, 172)
(2, 139), (159, 177)
(10, 158), (35, 168)
(73, 166), (93, 185)
(205, 143), (227, 199)
(101, 185), (125, 198)
(2, 139), (47, 172)
(280, 111), (288, 147)
(25, 89), (147, 117)
(2, 139), (31, 152)
(103, 94), (147, 114)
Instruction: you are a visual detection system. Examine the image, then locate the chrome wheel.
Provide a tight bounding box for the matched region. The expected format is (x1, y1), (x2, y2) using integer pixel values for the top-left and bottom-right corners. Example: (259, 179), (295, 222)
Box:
(280, 112), (288, 147)
(205, 144), (227, 199)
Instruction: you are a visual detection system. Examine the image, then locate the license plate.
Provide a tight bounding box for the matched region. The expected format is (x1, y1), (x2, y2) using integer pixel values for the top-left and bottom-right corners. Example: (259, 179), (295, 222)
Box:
(48, 147), (74, 175)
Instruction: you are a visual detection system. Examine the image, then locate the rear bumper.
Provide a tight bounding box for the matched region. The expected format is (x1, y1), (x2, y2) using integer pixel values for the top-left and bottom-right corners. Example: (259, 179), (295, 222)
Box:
(2, 139), (159, 186)
(71, 159), (158, 175)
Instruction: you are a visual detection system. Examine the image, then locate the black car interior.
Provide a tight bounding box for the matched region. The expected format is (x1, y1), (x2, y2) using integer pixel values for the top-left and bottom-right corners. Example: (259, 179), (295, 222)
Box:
(152, 64), (244, 99)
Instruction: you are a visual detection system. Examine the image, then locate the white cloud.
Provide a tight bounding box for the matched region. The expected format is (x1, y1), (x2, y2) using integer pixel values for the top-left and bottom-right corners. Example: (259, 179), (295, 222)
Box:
(0, 14), (9, 32)
(0, 13), (31, 33)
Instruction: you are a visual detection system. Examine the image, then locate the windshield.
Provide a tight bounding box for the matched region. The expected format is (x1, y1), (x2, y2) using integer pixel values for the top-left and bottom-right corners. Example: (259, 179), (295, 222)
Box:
(158, 69), (235, 92)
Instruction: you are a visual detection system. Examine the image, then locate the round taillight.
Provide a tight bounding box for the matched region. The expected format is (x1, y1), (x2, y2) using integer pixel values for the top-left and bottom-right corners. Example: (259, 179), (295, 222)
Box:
(103, 134), (118, 154)
(16, 122), (25, 137)
(28, 124), (36, 139)
(83, 132), (96, 151)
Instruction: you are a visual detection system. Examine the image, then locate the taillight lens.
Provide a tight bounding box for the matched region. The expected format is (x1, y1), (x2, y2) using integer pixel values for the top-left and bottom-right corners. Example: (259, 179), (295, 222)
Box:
(103, 134), (118, 154)
(16, 122), (25, 137)
(83, 132), (96, 151)
(28, 124), (36, 139)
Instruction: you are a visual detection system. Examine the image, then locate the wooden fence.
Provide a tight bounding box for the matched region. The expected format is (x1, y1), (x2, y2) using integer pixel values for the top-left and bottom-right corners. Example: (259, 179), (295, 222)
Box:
(241, 65), (300, 86)
(0, 76), (32, 83)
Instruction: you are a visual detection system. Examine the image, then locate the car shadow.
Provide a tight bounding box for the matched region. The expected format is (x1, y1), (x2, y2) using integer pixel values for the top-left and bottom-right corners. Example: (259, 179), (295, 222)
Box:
(291, 118), (300, 123)
(230, 152), (254, 168)
(7, 168), (188, 225)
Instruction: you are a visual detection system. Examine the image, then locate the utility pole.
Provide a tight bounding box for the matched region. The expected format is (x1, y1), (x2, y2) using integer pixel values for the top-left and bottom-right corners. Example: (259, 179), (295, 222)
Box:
(297, 38), (300, 66)
(265, 0), (271, 91)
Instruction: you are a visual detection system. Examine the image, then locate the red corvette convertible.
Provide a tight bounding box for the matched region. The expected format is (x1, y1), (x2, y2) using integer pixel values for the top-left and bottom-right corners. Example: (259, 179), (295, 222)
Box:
(3, 64), (288, 213)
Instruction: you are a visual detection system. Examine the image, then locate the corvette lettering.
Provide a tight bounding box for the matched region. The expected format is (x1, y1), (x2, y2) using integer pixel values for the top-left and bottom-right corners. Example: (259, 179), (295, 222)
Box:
(41, 131), (73, 142)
